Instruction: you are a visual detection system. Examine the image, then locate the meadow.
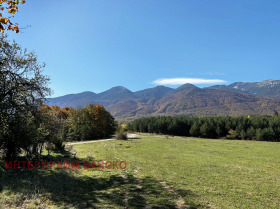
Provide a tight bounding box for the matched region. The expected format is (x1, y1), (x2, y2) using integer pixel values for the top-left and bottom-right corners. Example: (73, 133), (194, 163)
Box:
(1, 134), (280, 208)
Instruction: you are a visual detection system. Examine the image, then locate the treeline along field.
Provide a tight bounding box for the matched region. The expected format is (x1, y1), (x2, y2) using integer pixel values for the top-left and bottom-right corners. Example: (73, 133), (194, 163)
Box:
(0, 103), (118, 161)
(128, 113), (280, 141)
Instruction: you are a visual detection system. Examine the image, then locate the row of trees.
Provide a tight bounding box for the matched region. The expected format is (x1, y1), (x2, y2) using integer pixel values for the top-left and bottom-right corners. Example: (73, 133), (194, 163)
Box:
(0, 102), (118, 160)
(0, 35), (117, 160)
(40, 104), (117, 143)
(128, 114), (280, 142)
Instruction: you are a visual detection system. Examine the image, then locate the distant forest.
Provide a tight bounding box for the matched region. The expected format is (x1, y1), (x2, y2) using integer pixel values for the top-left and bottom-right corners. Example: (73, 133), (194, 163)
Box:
(128, 113), (280, 142)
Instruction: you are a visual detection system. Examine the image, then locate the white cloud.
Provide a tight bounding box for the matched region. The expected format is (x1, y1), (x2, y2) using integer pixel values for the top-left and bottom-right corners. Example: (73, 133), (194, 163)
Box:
(152, 77), (226, 85)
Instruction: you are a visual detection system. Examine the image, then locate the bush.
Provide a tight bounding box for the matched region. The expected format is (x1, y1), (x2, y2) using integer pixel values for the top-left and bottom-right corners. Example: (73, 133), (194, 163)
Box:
(116, 133), (128, 140)
(226, 129), (238, 139)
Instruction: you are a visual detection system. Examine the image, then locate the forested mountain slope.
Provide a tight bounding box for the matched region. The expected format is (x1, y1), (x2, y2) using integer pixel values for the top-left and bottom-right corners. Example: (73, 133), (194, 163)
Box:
(47, 80), (280, 118)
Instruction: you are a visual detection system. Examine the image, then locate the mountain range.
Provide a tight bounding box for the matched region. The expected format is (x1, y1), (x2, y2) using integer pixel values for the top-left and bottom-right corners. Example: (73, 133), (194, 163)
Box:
(46, 80), (280, 119)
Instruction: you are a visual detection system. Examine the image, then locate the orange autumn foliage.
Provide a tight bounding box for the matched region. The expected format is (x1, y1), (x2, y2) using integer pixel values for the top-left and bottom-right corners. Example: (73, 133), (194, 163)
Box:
(0, 0), (26, 33)
(40, 105), (75, 120)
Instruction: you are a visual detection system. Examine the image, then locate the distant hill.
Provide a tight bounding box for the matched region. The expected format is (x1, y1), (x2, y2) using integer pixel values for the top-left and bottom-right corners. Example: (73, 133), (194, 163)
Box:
(46, 87), (136, 108)
(96, 86), (136, 102)
(171, 83), (199, 94)
(46, 80), (280, 119)
(153, 88), (279, 116)
(46, 91), (98, 108)
(209, 80), (280, 97)
(134, 86), (173, 102)
(207, 85), (243, 93)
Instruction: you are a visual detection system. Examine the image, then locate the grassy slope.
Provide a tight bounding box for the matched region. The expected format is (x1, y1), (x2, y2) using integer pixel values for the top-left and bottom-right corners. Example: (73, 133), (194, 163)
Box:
(1, 135), (280, 208)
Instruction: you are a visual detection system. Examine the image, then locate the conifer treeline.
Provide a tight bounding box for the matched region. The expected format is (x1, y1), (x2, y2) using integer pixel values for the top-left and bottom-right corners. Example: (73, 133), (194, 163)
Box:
(128, 114), (280, 141)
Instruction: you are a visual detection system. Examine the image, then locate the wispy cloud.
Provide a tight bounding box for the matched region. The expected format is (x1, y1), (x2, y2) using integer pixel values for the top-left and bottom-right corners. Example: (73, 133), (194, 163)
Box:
(152, 77), (227, 85)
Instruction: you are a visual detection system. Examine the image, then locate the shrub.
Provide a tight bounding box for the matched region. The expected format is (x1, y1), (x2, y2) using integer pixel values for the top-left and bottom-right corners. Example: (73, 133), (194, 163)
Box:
(116, 133), (128, 140)
(226, 129), (238, 139)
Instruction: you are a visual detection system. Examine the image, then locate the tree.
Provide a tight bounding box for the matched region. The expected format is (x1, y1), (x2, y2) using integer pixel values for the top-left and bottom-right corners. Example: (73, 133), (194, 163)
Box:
(0, 35), (50, 159)
(0, 0), (26, 33)
(92, 104), (118, 138)
(200, 122), (210, 138)
(118, 124), (128, 133)
(262, 127), (275, 141)
(226, 129), (238, 139)
(37, 105), (72, 151)
(256, 128), (264, 141)
(190, 121), (200, 137)
(240, 130), (246, 140)
(67, 104), (117, 141)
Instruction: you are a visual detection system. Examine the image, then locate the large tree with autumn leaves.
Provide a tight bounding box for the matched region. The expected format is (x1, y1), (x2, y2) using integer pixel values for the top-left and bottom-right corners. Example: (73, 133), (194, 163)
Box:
(67, 104), (118, 141)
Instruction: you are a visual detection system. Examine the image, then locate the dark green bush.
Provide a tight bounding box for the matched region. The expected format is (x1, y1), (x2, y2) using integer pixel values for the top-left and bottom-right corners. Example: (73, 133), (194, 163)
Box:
(116, 133), (128, 140)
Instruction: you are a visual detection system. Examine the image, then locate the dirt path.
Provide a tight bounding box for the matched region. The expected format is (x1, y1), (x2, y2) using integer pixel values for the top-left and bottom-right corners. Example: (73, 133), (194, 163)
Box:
(66, 134), (143, 146)
(66, 139), (115, 146)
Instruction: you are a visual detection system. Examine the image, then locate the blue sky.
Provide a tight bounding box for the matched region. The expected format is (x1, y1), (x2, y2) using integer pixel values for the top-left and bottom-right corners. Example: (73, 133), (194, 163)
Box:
(7, 0), (280, 97)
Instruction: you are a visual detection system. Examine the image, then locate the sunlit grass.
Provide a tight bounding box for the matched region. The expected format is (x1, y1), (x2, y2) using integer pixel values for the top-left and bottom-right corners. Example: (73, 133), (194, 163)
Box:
(1, 135), (280, 208)
(74, 136), (280, 208)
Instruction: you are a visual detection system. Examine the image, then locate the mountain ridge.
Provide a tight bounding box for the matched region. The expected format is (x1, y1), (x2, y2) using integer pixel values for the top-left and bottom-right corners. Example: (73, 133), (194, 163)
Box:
(46, 80), (280, 119)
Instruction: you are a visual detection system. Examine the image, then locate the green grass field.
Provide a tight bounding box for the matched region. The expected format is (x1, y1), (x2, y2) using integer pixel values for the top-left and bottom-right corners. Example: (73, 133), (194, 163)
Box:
(1, 134), (280, 208)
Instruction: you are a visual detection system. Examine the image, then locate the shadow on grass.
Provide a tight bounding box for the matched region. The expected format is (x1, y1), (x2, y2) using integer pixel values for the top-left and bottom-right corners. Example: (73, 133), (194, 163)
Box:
(0, 153), (202, 208)
(128, 137), (141, 140)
